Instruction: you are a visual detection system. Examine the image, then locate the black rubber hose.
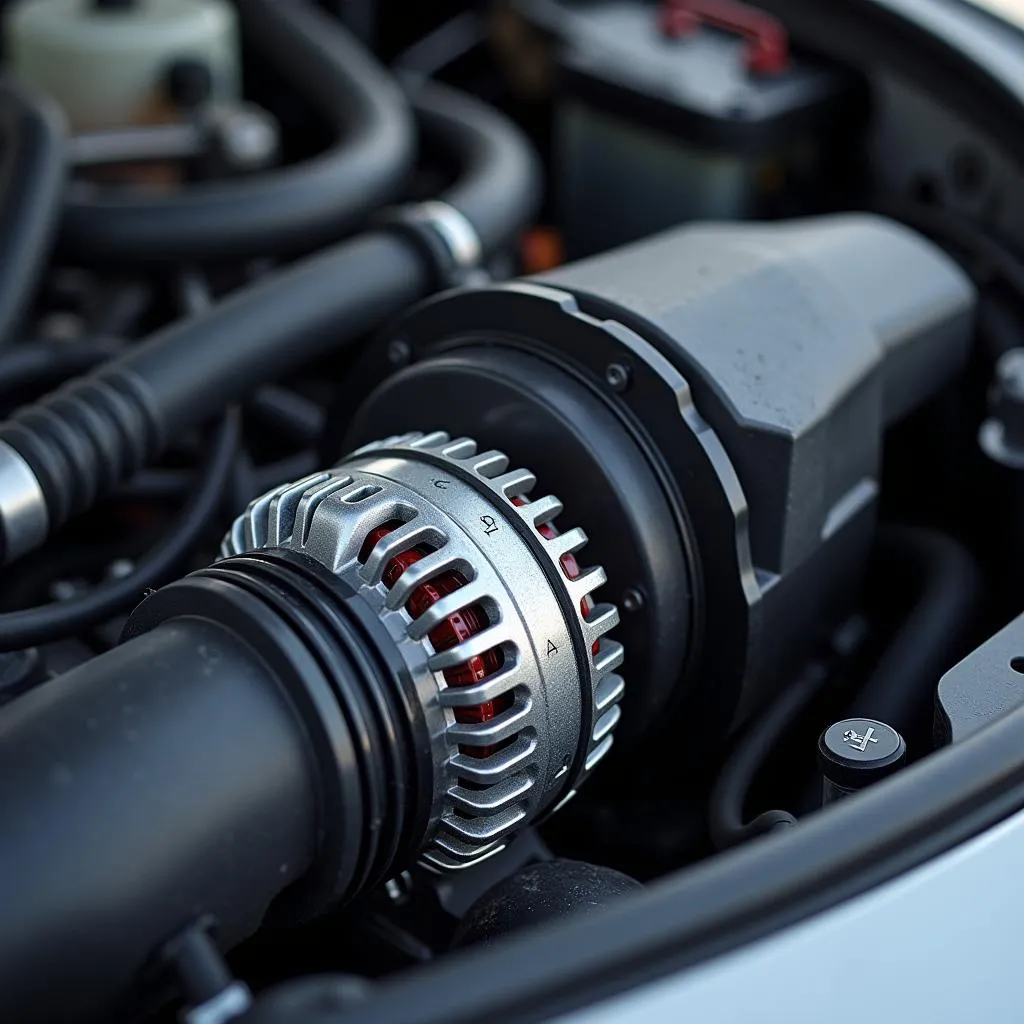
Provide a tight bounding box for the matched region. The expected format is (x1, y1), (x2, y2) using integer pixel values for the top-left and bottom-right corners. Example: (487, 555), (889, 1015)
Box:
(0, 410), (239, 650)
(708, 661), (830, 850)
(0, 613), (321, 1024)
(0, 81), (540, 555)
(0, 81), (66, 347)
(849, 526), (983, 746)
(0, 338), (120, 397)
(0, 233), (427, 538)
(408, 77), (543, 258)
(60, 0), (415, 264)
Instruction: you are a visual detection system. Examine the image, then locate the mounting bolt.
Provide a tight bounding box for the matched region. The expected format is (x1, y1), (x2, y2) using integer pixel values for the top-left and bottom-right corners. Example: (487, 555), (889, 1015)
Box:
(622, 588), (644, 613)
(387, 339), (412, 367)
(605, 362), (631, 393)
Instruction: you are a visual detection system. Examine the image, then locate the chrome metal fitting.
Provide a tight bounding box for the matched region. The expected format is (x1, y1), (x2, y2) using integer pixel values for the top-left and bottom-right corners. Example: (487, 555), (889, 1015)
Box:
(381, 200), (484, 288)
(0, 441), (49, 564)
(401, 201), (482, 275)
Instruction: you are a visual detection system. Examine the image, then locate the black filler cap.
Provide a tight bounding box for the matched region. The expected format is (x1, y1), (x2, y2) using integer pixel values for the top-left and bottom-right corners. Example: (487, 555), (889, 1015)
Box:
(818, 718), (906, 804)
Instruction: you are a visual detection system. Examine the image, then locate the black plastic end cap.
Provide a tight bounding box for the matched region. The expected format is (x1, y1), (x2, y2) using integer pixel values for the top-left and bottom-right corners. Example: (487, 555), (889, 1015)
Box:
(165, 59), (214, 109)
(819, 718), (907, 793)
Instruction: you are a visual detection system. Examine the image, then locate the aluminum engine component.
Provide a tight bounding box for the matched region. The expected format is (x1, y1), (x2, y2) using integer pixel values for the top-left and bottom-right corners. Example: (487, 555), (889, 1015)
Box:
(222, 430), (623, 869)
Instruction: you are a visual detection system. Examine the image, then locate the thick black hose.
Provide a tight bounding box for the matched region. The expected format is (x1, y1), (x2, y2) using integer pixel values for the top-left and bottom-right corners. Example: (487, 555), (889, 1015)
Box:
(0, 81), (66, 347)
(0, 410), (239, 650)
(408, 78), (543, 258)
(0, 338), (121, 397)
(849, 526), (983, 745)
(708, 661), (830, 850)
(136, 234), (428, 440)
(0, 612), (320, 1023)
(0, 233), (427, 534)
(0, 80), (540, 550)
(60, 0), (415, 264)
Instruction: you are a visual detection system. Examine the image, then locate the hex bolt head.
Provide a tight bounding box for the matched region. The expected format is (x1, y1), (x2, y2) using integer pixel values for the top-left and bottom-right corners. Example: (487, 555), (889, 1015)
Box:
(605, 362), (631, 393)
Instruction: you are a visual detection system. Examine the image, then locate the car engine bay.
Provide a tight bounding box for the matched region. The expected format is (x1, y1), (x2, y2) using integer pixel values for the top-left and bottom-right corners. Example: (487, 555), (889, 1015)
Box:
(1, 0), (1023, 1021)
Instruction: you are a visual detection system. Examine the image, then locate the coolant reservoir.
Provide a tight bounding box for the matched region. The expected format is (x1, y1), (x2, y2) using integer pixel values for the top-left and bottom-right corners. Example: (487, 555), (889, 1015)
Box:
(5, 0), (240, 131)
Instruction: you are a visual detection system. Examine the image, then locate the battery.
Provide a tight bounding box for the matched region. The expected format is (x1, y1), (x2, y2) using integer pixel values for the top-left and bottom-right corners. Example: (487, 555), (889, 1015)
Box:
(523, 0), (864, 257)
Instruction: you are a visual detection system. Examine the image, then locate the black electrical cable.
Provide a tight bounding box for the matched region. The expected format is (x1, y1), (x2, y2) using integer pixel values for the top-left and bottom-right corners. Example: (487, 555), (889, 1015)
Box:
(118, 450), (322, 504)
(708, 661), (831, 851)
(0, 410), (239, 650)
(247, 386), (326, 446)
(393, 11), (484, 78)
(86, 281), (152, 338)
(848, 526), (982, 745)
(115, 467), (193, 502)
(60, 0), (415, 264)
(0, 80), (541, 556)
(0, 80), (66, 348)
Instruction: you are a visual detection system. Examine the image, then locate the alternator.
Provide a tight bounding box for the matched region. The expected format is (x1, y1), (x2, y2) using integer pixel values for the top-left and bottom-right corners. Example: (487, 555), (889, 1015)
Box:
(222, 431), (623, 869)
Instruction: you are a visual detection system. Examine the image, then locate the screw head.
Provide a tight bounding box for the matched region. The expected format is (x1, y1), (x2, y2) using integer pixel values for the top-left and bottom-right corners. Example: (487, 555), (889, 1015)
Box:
(605, 362), (631, 393)
(622, 588), (644, 613)
(387, 339), (412, 367)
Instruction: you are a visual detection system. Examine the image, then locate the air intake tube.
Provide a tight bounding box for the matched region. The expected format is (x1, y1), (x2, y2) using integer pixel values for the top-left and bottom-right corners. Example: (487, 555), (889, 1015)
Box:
(0, 429), (620, 1023)
(0, 552), (426, 1024)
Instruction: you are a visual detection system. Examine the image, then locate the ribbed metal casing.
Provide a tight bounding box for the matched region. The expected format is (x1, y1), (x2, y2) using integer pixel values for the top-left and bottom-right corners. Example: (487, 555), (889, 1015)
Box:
(222, 431), (623, 870)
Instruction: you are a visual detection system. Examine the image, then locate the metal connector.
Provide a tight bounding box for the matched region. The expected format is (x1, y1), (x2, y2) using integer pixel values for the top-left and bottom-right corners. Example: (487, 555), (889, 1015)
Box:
(0, 442), (48, 564)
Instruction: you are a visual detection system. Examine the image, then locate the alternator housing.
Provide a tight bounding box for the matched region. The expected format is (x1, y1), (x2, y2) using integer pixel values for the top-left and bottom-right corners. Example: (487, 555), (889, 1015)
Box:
(222, 431), (622, 869)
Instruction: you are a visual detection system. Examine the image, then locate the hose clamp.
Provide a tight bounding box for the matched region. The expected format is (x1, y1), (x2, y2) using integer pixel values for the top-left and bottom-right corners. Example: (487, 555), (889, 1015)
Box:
(0, 442), (49, 564)
(380, 201), (484, 288)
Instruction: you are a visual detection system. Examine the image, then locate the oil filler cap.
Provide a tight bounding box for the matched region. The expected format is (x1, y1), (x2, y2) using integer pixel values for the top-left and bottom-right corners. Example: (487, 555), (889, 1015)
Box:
(818, 718), (906, 804)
